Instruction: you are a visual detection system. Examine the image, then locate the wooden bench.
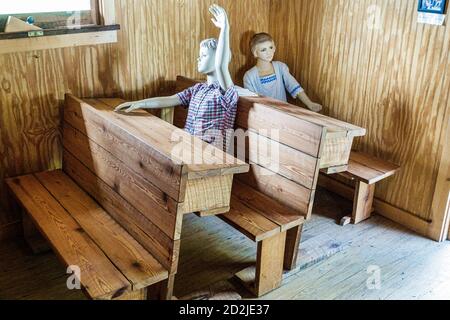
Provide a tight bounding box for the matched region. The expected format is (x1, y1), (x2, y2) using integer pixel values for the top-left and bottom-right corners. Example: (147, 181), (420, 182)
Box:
(174, 77), (366, 297)
(6, 171), (168, 300)
(319, 151), (400, 225)
(219, 181), (305, 297)
(6, 94), (248, 300)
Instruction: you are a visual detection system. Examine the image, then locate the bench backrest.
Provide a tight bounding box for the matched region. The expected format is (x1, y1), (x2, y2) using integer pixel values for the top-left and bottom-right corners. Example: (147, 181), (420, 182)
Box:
(175, 76), (331, 219)
(64, 95), (184, 274)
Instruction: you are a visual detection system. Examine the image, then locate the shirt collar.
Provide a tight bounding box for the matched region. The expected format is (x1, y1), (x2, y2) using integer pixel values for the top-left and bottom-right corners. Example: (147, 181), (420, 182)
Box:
(207, 81), (221, 89)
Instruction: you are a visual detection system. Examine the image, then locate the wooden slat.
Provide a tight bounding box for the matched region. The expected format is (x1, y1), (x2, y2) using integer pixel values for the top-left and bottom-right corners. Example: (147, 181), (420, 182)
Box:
(242, 95), (366, 137)
(219, 198), (280, 242)
(178, 175), (234, 215)
(237, 163), (312, 216)
(245, 131), (319, 189)
(231, 180), (304, 232)
(320, 136), (354, 169)
(62, 122), (180, 240)
(255, 231), (286, 296)
(62, 149), (180, 274)
(344, 151), (400, 184)
(22, 209), (51, 254)
(0, 31), (118, 55)
(64, 94), (185, 201)
(5, 175), (130, 300)
(35, 170), (168, 290)
(284, 225), (303, 271)
(234, 231), (287, 297)
(352, 181), (376, 224)
(236, 100), (325, 159)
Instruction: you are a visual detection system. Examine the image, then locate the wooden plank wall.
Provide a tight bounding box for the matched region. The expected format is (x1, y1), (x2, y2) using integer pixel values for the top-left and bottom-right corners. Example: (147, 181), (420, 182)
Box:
(269, 0), (450, 223)
(0, 0), (270, 239)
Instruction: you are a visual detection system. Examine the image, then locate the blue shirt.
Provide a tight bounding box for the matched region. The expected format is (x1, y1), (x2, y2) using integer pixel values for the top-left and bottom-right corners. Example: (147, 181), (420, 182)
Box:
(243, 61), (304, 102)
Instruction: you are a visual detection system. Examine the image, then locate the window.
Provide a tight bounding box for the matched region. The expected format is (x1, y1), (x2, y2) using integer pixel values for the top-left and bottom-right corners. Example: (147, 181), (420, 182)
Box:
(0, 0), (99, 32)
(0, 0), (118, 55)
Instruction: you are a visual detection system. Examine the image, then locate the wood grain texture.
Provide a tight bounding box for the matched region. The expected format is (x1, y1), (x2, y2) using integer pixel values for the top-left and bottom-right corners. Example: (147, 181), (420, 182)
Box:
(64, 95), (185, 201)
(219, 197), (280, 242)
(344, 151), (401, 185)
(237, 163), (313, 217)
(5, 175), (131, 300)
(231, 180), (304, 232)
(0, 0), (270, 236)
(269, 0), (450, 221)
(62, 122), (180, 240)
(35, 170), (169, 290)
(62, 149), (181, 273)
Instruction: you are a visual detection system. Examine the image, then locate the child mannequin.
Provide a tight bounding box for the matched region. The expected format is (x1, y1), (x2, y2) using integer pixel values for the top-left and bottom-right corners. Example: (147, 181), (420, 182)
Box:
(243, 33), (322, 112)
(115, 4), (238, 150)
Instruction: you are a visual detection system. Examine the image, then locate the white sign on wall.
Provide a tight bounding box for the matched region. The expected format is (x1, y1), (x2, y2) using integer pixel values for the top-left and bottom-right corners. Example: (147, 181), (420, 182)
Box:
(418, 12), (446, 25)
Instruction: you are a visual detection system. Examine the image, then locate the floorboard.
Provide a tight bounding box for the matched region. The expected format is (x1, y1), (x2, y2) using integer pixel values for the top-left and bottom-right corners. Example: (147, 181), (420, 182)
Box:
(1, 189), (449, 300)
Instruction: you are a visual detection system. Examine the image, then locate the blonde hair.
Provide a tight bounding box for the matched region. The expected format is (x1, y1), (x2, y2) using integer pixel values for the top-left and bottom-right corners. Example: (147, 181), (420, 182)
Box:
(250, 33), (274, 54)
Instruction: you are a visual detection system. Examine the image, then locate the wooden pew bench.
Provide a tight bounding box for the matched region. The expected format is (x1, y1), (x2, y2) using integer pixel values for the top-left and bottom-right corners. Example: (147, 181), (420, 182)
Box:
(6, 171), (168, 300)
(174, 76), (366, 297)
(5, 94), (248, 300)
(319, 151), (400, 225)
(219, 181), (305, 297)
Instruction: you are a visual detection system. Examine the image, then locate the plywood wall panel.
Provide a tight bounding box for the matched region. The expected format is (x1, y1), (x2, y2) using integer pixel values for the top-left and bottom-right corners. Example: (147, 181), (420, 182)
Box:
(269, 0), (450, 221)
(0, 0), (270, 236)
(113, 0), (270, 101)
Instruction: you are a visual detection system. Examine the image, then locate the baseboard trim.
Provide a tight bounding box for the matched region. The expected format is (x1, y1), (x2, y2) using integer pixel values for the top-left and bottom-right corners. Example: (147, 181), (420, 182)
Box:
(373, 199), (430, 238)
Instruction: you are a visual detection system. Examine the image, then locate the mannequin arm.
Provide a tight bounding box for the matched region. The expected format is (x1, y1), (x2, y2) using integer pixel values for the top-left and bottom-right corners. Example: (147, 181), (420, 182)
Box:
(297, 91), (323, 113)
(210, 5), (234, 90)
(114, 95), (182, 113)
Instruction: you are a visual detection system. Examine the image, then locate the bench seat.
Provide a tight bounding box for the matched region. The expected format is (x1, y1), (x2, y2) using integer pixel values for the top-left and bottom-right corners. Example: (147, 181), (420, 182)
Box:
(343, 151), (400, 185)
(219, 181), (305, 296)
(6, 170), (169, 300)
(319, 151), (400, 225)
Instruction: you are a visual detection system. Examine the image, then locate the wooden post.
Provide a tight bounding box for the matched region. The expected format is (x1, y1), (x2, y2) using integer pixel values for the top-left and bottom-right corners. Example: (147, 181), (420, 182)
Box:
(283, 225), (303, 271)
(147, 274), (176, 300)
(352, 181), (375, 224)
(235, 232), (286, 297)
(255, 231), (286, 296)
(22, 209), (51, 254)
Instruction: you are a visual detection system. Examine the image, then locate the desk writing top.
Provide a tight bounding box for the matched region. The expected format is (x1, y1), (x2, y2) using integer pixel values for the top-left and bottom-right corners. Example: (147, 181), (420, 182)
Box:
(66, 95), (249, 180)
(176, 76), (366, 139)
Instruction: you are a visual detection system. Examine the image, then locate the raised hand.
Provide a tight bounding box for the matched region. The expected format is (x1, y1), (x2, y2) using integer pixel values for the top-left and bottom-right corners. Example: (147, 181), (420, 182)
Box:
(209, 4), (228, 30)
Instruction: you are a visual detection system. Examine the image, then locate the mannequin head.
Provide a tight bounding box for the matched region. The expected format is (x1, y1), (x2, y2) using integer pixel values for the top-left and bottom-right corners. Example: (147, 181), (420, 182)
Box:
(250, 33), (276, 63)
(198, 38), (218, 74)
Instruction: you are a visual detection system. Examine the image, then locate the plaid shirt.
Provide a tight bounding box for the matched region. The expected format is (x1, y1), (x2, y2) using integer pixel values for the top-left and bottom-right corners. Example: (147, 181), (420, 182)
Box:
(177, 82), (239, 150)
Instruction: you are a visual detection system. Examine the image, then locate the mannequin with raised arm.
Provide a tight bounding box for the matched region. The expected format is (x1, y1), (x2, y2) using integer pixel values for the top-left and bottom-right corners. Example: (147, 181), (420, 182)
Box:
(115, 4), (239, 151)
(115, 4), (233, 114)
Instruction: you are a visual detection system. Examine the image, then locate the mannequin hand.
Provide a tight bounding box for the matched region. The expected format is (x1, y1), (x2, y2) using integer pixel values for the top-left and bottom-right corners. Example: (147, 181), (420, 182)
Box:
(115, 102), (142, 113)
(209, 4), (229, 30)
(308, 102), (323, 113)
(115, 99), (161, 113)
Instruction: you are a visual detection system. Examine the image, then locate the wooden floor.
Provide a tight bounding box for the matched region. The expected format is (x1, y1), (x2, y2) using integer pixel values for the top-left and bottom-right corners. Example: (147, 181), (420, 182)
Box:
(1, 189), (449, 300)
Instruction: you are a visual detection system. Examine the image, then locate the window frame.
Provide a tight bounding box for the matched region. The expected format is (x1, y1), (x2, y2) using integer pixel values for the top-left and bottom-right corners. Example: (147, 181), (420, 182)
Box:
(0, 0), (100, 31)
(0, 0), (118, 54)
